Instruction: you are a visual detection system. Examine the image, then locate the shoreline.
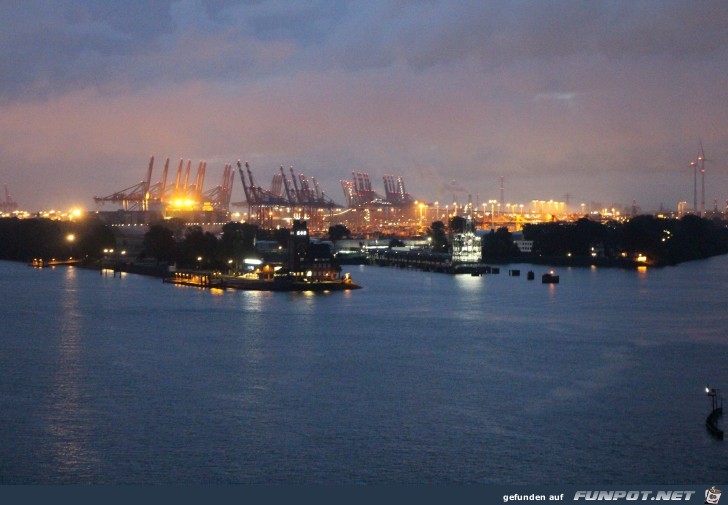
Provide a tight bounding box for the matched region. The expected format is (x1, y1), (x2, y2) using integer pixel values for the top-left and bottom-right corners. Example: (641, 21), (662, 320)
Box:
(21, 250), (728, 279)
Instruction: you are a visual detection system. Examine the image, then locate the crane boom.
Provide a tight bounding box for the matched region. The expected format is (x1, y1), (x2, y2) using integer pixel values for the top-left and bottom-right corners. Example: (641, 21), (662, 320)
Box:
(183, 160), (192, 194)
(237, 160), (252, 203)
(280, 166), (295, 204)
(144, 156), (154, 201)
(174, 159), (183, 193)
(290, 167), (302, 203)
(159, 157), (170, 201)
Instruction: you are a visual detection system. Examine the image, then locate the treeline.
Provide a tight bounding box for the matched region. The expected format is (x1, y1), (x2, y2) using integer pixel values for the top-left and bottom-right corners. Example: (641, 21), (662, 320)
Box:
(0, 216), (115, 262)
(515, 215), (728, 265)
(140, 220), (289, 270)
(0, 217), (289, 270)
(0, 216), (350, 271)
(4, 214), (726, 268)
(141, 221), (358, 270)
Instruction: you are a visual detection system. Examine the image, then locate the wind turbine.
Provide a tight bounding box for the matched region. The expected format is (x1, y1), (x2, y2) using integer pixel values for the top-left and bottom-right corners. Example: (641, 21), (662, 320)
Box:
(689, 141), (708, 216)
(697, 141), (706, 217)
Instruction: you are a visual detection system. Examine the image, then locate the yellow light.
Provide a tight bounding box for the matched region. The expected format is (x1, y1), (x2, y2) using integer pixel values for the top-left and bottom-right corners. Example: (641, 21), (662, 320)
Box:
(66, 233), (75, 242)
(636, 255), (648, 263)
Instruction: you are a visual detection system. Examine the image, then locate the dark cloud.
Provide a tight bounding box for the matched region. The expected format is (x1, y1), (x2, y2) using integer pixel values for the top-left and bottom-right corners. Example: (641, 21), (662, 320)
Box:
(0, 1), (727, 211)
(4, 1), (727, 97)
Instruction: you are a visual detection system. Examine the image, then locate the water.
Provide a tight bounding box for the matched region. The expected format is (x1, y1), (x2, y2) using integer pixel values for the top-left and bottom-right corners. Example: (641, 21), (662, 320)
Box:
(0, 259), (726, 484)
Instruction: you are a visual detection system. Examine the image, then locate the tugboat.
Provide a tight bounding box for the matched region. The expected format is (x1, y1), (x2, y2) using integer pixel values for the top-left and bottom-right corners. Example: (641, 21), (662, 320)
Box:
(541, 271), (559, 284)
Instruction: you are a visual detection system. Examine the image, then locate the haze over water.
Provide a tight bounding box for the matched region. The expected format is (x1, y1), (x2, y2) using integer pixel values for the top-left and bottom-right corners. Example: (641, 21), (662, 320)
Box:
(1, 258), (726, 484)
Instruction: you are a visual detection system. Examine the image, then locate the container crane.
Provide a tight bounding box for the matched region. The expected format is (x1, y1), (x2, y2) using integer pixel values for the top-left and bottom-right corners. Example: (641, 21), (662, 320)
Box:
(1, 184), (18, 213)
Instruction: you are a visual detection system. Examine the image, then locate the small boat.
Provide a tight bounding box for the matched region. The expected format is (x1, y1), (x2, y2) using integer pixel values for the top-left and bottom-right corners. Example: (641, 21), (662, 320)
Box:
(29, 258), (83, 268)
(542, 272), (559, 284)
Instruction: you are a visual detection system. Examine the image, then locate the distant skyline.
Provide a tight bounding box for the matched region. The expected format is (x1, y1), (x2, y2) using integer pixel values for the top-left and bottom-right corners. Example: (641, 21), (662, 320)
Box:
(1, 1), (727, 213)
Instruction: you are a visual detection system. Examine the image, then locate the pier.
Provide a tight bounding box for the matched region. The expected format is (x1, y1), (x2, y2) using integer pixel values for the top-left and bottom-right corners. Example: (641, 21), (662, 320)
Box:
(368, 250), (563, 281)
(164, 271), (221, 288)
(29, 258), (83, 268)
(369, 249), (453, 272)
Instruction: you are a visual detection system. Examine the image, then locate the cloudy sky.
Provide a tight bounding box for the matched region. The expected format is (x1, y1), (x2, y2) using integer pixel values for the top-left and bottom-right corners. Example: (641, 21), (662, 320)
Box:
(1, 0), (727, 213)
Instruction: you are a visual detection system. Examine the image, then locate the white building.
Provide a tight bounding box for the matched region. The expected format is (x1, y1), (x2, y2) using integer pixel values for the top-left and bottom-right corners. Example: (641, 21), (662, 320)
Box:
(451, 216), (482, 263)
(513, 240), (533, 254)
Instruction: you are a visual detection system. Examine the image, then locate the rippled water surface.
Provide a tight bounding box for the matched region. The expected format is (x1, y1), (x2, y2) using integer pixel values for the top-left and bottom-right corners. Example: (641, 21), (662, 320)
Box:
(1, 258), (726, 483)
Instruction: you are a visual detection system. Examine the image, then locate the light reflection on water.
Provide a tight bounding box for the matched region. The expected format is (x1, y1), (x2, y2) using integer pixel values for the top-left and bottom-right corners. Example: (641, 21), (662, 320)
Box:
(0, 258), (727, 484)
(45, 267), (100, 480)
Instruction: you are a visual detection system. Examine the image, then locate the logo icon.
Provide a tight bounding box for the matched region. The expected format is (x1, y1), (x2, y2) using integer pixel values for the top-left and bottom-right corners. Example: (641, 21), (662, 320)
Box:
(706, 487), (721, 505)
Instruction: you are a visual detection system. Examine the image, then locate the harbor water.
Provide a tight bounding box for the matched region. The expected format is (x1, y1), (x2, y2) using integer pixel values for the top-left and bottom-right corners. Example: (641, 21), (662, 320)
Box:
(1, 258), (726, 484)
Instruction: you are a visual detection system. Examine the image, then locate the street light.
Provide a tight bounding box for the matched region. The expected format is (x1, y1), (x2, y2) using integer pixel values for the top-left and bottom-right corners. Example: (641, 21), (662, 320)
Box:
(706, 386), (721, 411)
(66, 233), (75, 259)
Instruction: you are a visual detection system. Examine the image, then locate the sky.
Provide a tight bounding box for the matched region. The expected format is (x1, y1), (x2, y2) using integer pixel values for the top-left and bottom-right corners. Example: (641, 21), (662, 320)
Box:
(1, 0), (727, 213)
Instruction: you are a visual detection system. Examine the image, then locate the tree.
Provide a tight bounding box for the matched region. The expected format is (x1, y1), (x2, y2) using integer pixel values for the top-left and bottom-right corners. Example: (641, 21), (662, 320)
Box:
(664, 215), (728, 264)
(220, 222), (258, 271)
(164, 217), (188, 241)
(428, 221), (449, 253)
(449, 216), (467, 234)
(16, 218), (64, 260)
(482, 227), (520, 260)
(258, 226), (289, 249)
(142, 224), (176, 263)
(328, 224), (351, 242)
(620, 215), (662, 259)
(75, 218), (116, 260)
(178, 226), (219, 268)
